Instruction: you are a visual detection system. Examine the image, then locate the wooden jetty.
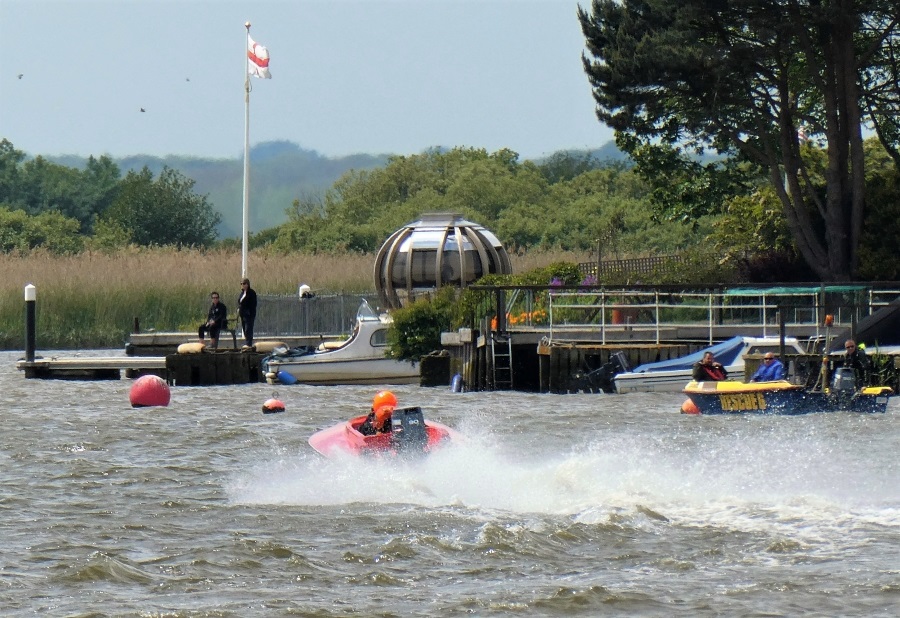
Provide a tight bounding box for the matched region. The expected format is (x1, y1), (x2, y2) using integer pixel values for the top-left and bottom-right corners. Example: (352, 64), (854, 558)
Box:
(125, 332), (335, 356)
(16, 351), (266, 385)
(17, 356), (168, 381)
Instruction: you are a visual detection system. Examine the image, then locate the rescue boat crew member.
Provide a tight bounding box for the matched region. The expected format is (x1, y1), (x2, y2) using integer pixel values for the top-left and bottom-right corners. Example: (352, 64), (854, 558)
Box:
(693, 352), (727, 381)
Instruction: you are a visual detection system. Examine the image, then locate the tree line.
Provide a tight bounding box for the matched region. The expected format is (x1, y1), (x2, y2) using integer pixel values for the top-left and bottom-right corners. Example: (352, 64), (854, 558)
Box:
(3, 135), (899, 282)
(0, 139), (220, 251)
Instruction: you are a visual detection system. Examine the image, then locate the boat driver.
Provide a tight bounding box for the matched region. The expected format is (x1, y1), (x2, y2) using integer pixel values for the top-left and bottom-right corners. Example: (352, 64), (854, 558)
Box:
(358, 390), (397, 435)
(842, 339), (870, 388)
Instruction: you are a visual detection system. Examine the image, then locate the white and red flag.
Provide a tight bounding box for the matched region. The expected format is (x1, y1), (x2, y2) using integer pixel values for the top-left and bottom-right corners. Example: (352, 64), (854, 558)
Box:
(248, 35), (271, 79)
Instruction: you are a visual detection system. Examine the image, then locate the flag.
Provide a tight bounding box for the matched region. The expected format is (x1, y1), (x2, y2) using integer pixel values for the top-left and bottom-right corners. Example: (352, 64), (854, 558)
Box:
(248, 35), (271, 79)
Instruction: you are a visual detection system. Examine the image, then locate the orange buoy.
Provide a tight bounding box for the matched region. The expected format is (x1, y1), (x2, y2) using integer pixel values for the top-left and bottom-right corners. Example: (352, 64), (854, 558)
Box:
(130, 375), (171, 408)
(680, 398), (700, 415)
(262, 397), (285, 414)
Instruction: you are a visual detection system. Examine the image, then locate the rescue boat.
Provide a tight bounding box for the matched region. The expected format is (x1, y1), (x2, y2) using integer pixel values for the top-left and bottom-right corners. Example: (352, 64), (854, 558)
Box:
(681, 368), (893, 415)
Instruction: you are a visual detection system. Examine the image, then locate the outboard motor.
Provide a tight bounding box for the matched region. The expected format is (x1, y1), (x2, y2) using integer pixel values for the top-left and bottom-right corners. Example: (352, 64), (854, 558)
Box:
(609, 351), (632, 374)
(570, 351), (632, 394)
(830, 367), (859, 409)
(390, 407), (429, 454)
(831, 367), (857, 394)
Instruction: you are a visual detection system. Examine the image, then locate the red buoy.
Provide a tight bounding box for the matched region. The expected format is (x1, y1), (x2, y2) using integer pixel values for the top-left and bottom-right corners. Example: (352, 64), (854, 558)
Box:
(130, 375), (171, 408)
(262, 398), (285, 414)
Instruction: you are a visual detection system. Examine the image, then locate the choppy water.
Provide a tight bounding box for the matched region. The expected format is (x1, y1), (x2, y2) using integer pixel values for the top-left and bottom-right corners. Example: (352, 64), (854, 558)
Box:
(1, 350), (898, 616)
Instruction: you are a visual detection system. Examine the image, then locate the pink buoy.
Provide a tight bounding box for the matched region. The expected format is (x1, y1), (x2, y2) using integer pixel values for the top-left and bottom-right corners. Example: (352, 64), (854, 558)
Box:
(130, 375), (171, 408)
(262, 397), (285, 414)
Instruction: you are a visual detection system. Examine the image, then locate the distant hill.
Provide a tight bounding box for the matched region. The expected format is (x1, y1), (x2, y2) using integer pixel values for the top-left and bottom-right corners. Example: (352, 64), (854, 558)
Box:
(49, 141), (390, 239)
(49, 140), (625, 238)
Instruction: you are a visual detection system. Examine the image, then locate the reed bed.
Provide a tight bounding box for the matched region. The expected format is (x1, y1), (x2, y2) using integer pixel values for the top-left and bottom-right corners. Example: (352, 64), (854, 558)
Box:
(0, 248), (582, 349)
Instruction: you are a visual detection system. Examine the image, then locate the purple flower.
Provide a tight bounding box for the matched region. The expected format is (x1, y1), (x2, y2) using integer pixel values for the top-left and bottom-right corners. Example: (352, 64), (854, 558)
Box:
(580, 275), (597, 287)
(549, 277), (563, 287)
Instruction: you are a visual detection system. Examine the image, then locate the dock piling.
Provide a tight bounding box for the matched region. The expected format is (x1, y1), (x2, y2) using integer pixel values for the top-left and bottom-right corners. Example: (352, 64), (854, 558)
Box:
(25, 284), (36, 363)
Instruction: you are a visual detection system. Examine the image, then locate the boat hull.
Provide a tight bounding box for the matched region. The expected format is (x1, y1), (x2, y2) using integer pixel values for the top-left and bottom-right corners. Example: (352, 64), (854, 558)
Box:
(683, 380), (893, 415)
(616, 365), (742, 393)
(266, 357), (419, 385)
(309, 411), (458, 457)
(614, 336), (808, 393)
(261, 299), (420, 386)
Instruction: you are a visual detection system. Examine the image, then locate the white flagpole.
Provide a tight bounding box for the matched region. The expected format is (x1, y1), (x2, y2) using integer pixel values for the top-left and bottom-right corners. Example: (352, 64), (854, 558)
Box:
(241, 22), (252, 280)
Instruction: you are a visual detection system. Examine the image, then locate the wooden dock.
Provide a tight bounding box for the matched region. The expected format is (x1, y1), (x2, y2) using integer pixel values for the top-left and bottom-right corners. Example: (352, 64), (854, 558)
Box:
(16, 351), (266, 385)
(16, 356), (168, 380)
(126, 332), (337, 356)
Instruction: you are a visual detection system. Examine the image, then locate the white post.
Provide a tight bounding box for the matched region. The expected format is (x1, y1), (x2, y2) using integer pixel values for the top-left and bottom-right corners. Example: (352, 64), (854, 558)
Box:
(242, 22), (252, 280)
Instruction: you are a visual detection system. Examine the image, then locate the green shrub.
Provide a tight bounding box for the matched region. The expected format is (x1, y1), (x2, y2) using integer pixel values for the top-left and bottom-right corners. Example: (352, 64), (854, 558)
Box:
(386, 286), (457, 362)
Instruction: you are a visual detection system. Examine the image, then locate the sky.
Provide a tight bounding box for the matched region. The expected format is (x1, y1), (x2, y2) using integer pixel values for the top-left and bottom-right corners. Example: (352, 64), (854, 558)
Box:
(0, 0), (614, 161)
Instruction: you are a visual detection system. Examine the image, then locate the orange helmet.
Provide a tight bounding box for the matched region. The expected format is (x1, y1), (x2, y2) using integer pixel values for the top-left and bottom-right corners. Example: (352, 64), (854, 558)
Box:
(372, 390), (397, 412)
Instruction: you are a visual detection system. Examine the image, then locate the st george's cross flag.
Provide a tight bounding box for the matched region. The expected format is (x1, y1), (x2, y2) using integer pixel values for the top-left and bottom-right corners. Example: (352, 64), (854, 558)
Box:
(248, 35), (271, 79)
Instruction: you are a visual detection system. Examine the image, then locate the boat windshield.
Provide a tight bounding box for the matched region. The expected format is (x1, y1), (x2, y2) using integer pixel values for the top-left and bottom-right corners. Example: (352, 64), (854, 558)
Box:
(356, 299), (380, 321)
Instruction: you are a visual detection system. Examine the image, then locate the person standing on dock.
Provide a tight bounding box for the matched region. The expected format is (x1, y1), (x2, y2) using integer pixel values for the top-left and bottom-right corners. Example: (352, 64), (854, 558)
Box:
(238, 278), (258, 349)
(199, 292), (228, 349)
(693, 352), (728, 381)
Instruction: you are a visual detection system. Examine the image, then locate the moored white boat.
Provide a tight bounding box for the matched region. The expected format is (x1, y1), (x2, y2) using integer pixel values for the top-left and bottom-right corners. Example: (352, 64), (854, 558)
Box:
(613, 335), (808, 393)
(261, 300), (419, 385)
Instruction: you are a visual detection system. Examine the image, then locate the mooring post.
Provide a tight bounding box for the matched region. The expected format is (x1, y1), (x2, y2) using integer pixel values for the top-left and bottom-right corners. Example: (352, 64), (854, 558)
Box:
(25, 284), (36, 362)
(495, 288), (506, 333)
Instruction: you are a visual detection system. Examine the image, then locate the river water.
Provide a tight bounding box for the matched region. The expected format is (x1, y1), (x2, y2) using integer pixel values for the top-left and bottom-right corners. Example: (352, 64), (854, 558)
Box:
(1, 350), (898, 616)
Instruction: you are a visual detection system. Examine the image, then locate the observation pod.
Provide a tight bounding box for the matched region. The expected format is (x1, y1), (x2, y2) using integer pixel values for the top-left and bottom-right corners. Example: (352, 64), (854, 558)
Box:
(374, 213), (512, 309)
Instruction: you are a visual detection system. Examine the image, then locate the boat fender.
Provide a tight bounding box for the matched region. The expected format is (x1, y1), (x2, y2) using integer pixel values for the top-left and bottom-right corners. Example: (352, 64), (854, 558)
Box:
(130, 375), (171, 408)
(177, 342), (205, 354)
(276, 370), (298, 385)
(262, 397), (285, 414)
(450, 373), (463, 393)
(680, 398), (700, 415)
(254, 341), (287, 354)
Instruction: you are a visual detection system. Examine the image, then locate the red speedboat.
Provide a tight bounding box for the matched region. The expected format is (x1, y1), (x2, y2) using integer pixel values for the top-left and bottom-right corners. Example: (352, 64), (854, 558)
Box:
(308, 406), (458, 458)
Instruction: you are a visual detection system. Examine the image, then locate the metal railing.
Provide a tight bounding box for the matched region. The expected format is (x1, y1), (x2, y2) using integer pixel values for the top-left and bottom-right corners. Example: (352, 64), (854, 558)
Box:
(545, 289), (900, 344)
(251, 293), (381, 337)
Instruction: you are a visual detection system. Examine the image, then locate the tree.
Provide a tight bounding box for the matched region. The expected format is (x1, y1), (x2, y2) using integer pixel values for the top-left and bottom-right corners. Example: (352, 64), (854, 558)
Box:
(0, 207), (84, 254)
(579, 0), (900, 281)
(98, 166), (220, 247)
(0, 140), (120, 234)
(0, 139), (26, 205)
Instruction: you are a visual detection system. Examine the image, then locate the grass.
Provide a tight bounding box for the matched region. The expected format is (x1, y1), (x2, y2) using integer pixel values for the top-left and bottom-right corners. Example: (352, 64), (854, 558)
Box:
(0, 247), (585, 349)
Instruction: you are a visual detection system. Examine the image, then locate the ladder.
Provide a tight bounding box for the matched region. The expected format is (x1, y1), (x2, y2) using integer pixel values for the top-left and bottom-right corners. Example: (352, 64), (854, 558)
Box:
(491, 333), (513, 390)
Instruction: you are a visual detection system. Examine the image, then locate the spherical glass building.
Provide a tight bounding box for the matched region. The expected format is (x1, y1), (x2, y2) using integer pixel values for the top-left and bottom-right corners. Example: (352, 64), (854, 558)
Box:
(374, 213), (512, 308)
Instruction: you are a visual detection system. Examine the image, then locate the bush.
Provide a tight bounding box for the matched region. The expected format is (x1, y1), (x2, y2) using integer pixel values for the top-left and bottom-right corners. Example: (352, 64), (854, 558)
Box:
(386, 287), (457, 362)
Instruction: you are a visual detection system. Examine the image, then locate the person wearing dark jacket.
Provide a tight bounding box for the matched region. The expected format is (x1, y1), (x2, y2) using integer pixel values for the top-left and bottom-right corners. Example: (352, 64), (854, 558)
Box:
(198, 291), (228, 349)
(237, 278), (258, 348)
(693, 352), (728, 381)
(842, 339), (870, 388)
